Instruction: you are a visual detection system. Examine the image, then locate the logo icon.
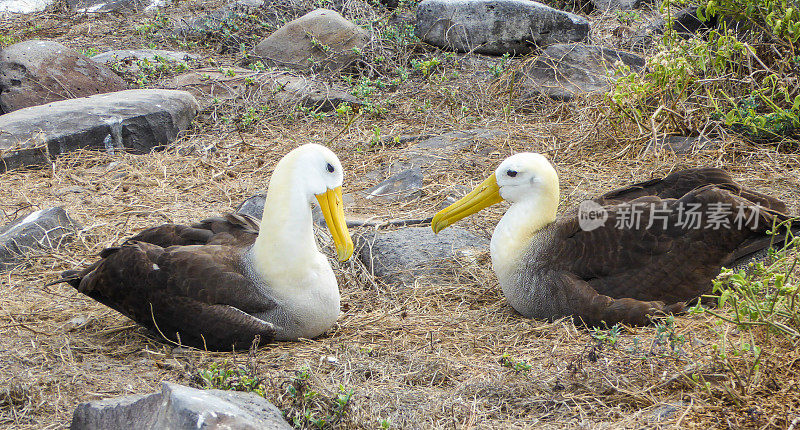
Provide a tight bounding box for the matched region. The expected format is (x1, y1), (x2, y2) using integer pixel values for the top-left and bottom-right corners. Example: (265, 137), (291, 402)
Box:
(578, 200), (608, 231)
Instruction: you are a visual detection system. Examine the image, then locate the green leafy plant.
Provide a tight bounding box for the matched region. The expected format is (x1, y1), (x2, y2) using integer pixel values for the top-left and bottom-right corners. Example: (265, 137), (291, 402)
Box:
(282, 367), (355, 429)
(197, 361), (265, 397)
(607, 0), (800, 142)
(499, 352), (533, 372)
(690, 223), (799, 396)
(411, 57), (441, 76)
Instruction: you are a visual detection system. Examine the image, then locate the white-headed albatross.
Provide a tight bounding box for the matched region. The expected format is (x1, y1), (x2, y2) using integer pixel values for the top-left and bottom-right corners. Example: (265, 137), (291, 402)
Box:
(432, 153), (794, 326)
(54, 144), (354, 350)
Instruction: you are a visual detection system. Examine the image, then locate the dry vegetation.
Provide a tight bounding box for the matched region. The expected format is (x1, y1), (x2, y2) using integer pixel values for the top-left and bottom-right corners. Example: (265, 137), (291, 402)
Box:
(1, 0), (800, 428)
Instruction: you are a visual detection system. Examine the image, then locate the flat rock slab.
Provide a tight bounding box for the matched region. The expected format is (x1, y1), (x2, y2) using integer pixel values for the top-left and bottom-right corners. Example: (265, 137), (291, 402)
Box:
(415, 0), (589, 56)
(67, 0), (151, 12)
(0, 89), (198, 173)
(357, 227), (488, 283)
(510, 43), (644, 101)
(366, 167), (423, 202)
(167, 68), (361, 111)
(0, 207), (80, 272)
(92, 50), (199, 73)
(252, 8), (370, 71)
(70, 382), (292, 430)
(0, 40), (126, 113)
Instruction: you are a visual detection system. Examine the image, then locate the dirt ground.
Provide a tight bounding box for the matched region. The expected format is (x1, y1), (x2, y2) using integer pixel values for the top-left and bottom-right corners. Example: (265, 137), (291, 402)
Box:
(2, 1), (800, 429)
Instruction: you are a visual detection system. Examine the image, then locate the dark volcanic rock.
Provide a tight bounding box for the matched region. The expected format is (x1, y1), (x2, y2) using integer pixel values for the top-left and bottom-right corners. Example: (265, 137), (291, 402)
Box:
(70, 382), (293, 430)
(357, 227), (488, 283)
(0, 89), (198, 173)
(415, 0), (589, 56)
(365, 167), (423, 202)
(251, 9), (371, 71)
(0, 40), (126, 113)
(511, 43), (645, 101)
(0, 207), (80, 272)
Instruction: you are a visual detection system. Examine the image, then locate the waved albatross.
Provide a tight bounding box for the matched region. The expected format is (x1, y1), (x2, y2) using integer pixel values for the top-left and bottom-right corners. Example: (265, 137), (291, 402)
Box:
(432, 153), (794, 326)
(53, 144), (354, 350)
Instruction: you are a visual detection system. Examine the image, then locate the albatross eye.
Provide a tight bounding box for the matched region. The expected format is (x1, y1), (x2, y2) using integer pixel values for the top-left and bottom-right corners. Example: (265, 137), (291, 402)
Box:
(506, 169), (517, 177)
(327, 163), (335, 173)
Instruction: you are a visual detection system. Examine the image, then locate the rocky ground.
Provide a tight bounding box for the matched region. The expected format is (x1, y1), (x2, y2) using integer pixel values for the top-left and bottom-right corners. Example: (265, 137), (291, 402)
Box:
(1, 0), (800, 428)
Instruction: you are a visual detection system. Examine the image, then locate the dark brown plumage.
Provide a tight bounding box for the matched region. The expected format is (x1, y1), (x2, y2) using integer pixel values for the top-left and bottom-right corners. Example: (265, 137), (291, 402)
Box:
(60, 213), (276, 350)
(433, 154), (796, 327)
(533, 168), (793, 326)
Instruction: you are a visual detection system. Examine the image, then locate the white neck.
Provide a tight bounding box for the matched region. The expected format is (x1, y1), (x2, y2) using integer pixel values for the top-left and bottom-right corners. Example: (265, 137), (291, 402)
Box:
(249, 167), (324, 293)
(490, 187), (559, 285)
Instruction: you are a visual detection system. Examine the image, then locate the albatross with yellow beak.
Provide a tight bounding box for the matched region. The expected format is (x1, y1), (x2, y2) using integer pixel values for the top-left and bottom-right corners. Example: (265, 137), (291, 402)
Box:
(54, 144), (354, 350)
(432, 153), (793, 326)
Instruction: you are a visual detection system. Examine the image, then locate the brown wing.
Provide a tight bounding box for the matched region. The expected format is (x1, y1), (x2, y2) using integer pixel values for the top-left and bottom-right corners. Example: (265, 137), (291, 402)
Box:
(527, 185), (792, 327)
(73, 241), (277, 350)
(598, 167), (788, 213)
(129, 212), (260, 248)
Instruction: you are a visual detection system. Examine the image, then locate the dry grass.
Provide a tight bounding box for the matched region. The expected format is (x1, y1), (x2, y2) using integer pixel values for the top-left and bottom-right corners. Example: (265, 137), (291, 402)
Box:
(2, 1), (800, 429)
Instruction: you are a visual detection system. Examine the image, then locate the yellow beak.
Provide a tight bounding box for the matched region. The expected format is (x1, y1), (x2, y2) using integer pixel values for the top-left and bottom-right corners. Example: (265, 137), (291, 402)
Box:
(431, 173), (504, 233)
(316, 186), (354, 262)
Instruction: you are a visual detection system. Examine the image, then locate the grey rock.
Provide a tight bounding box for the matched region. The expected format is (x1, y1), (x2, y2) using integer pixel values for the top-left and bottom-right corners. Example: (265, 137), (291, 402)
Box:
(357, 227), (488, 283)
(0, 40), (127, 114)
(0, 89), (199, 173)
(510, 43), (644, 101)
(366, 167), (423, 202)
(0, 0), (56, 13)
(70, 382), (292, 430)
(644, 135), (719, 155)
(91, 50), (199, 74)
(415, 0), (589, 56)
(251, 9), (371, 71)
(237, 193), (267, 220)
(67, 0), (147, 12)
(166, 68), (361, 111)
(0, 207), (80, 272)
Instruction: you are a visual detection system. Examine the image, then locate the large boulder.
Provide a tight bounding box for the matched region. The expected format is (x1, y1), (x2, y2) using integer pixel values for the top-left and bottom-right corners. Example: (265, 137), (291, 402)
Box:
(0, 40), (126, 114)
(70, 382), (293, 430)
(0, 207), (80, 272)
(251, 9), (371, 71)
(415, 0), (589, 56)
(357, 227), (488, 284)
(507, 43), (644, 101)
(0, 89), (199, 172)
